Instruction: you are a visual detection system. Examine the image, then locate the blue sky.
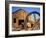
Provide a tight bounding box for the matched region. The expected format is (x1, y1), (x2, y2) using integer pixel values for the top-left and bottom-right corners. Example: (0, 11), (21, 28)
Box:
(12, 7), (40, 13)
(12, 7), (40, 20)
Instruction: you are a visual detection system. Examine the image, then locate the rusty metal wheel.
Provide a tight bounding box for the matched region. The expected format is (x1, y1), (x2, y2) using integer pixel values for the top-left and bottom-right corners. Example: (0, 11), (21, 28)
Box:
(25, 11), (40, 30)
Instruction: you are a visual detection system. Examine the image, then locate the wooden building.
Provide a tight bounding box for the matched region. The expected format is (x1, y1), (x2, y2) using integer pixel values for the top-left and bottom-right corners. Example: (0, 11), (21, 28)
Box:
(12, 9), (29, 31)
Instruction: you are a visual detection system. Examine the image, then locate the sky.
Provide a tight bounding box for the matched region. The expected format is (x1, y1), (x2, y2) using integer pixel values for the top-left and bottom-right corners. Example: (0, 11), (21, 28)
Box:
(12, 7), (40, 13)
(12, 7), (40, 20)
